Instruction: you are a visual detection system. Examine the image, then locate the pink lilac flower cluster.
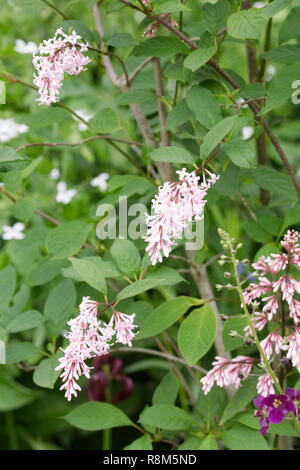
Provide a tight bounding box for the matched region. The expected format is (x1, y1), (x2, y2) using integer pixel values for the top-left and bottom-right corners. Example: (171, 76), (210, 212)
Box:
(201, 230), (300, 398)
(243, 229), (300, 325)
(243, 230), (300, 377)
(33, 28), (90, 105)
(145, 168), (219, 265)
(254, 388), (299, 435)
(200, 356), (254, 395)
(55, 297), (137, 401)
(143, 14), (178, 38)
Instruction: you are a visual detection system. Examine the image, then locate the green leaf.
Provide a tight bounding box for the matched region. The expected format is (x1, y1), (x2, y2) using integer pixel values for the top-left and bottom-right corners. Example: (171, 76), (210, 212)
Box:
(184, 46), (217, 72)
(5, 341), (40, 363)
(227, 10), (266, 39)
(116, 278), (163, 301)
(213, 162), (240, 197)
(262, 0), (292, 20)
(44, 279), (76, 338)
(118, 90), (155, 105)
(220, 376), (258, 425)
(132, 36), (188, 57)
(89, 108), (120, 134)
(221, 424), (269, 450)
(240, 82), (266, 99)
(223, 316), (248, 351)
(106, 32), (137, 47)
(20, 107), (70, 128)
(222, 138), (255, 168)
(281, 202), (300, 233)
(64, 402), (133, 431)
(178, 305), (217, 366)
(242, 166), (298, 203)
(154, 0), (191, 14)
(149, 146), (195, 164)
(279, 6), (300, 43)
(124, 435), (153, 450)
(261, 45), (300, 64)
(33, 352), (62, 389)
(111, 239), (141, 275)
(46, 221), (92, 259)
(203, 0), (230, 35)
(69, 257), (107, 294)
(153, 371), (179, 405)
(139, 404), (194, 431)
(0, 265), (16, 311)
(196, 385), (228, 428)
(6, 310), (45, 333)
(254, 242), (279, 262)
(199, 433), (219, 450)
(0, 377), (39, 411)
(0, 147), (30, 166)
(7, 227), (48, 275)
(29, 259), (67, 286)
(186, 87), (221, 129)
(146, 266), (186, 287)
(201, 116), (237, 160)
(243, 220), (272, 244)
(137, 297), (193, 340)
(57, 20), (95, 43)
(165, 99), (192, 130)
(11, 198), (35, 223)
(260, 63), (300, 114)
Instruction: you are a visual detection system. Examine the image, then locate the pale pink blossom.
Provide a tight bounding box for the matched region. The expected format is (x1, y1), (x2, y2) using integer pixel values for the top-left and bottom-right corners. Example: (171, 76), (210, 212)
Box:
(200, 356), (254, 395)
(282, 328), (300, 372)
(273, 275), (300, 304)
(257, 373), (275, 396)
(243, 230), (300, 324)
(110, 312), (138, 347)
(262, 294), (279, 320)
(260, 331), (283, 361)
(145, 168), (219, 265)
(56, 297), (137, 400)
(244, 311), (268, 337)
(33, 28), (90, 105)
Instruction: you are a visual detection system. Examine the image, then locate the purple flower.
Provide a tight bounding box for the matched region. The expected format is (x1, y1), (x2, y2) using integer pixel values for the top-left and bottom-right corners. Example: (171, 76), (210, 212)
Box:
(254, 389), (298, 435)
(263, 394), (295, 424)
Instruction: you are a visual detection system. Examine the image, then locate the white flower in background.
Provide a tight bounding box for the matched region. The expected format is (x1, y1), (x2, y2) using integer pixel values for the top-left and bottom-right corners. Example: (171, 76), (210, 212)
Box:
(49, 168), (60, 180)
(253, 2), (265, 8)
(242, 126), (254, 141)
(2, 222), (25, 240)
(14, 39), (38, 54)
(90, 173), (109, 192)
(236, 97), (248, 109)
(74, 110), (93, 131)
(0, 118), (28, 143)
(56, 181), (77, 204)
(266, 65), (276, 82)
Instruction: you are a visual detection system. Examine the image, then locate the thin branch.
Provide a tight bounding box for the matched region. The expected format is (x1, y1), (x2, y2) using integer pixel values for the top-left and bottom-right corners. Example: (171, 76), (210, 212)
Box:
(152, 58), (174, 182)
(0, 186), (58, 227)
(110, 346), (207, 374)
(41, 0), (69, 19)
(16, 136), (142, 152)
(237, 192), (258, 222)
(129, 56), (153, 83)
